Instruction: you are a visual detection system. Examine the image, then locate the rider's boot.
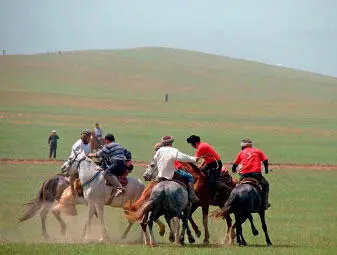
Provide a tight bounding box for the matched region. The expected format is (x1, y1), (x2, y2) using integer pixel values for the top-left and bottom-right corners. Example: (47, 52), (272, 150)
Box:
(264, 191), (271, 210)
(105, 175), (125, 203)
(187, 182), (199, 203)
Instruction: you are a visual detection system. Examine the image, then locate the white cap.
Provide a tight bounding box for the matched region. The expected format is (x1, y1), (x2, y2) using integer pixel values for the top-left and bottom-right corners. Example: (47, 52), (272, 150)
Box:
(52, 130), (57, 133)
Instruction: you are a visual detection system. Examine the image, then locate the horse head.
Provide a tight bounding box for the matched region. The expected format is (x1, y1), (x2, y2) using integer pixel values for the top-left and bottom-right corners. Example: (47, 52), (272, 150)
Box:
(143, 163), (158, 181)
(60, 149), (86, 176)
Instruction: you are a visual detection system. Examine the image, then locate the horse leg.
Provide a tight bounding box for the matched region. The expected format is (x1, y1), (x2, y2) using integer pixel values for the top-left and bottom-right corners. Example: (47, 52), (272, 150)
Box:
(189, 203), (201, 238)
(172, 217), (181, 246)
(234, 214), (247, 246)
(120, 220), (133, 240)
(259, 210), (272, 246)
(40, 202), (52, 240)
(202, 205), (210, 244)
(81, 202), (95, 241)
(51, 204), (67, 236)
(155, 219), (165, 236)
(140, 220), (150, 246)
(94, 203), (109, 242)
(165, 215), (175, 243)
(224, 214), (234, 245)
(147, 212), (157, 247)
(182, 205), (194, 244)
(248, 214), (259, 236)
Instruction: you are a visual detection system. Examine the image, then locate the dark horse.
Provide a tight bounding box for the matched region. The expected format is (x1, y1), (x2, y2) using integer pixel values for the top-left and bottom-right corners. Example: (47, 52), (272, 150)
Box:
(212, 178), (272, 246)
(136, 181), (194, 247)
(180, 162), (236, 244)
(90, 130), (104, 152)
(18, 174), (71, 239)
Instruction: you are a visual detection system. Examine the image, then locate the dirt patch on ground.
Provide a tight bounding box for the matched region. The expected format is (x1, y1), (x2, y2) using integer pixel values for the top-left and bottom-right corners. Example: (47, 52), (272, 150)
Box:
(1, 158), (336, 170)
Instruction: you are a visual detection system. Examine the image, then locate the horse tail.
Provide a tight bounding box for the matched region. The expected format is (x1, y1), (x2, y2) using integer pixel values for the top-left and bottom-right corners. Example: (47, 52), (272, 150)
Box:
(124, 181), (157, 212)
(210, 190), (236, 220)
(18, 176), (60, 222)
(18, 181), (46, 222)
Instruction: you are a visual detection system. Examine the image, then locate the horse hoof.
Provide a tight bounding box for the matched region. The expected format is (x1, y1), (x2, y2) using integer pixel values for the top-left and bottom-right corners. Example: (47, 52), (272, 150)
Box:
(159, 229), (165, 237)
(267, 242), (272, 246)
(169, 234), (175, 243)
(203, 240), (209, 245)
(195, 230), (202, 238)
(151, 242), (158, 247)
(179, 236), (185, 245)
(188, 236), (195, 244)
(252, 229), (259, 236)
(99, 237), (109, 243)
(42, 234), (50, 240)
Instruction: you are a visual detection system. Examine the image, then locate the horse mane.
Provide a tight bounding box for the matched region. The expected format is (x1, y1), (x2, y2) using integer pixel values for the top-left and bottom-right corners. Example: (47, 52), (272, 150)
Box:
(180, 162), (204, 178)
(123, 181), (157, 213)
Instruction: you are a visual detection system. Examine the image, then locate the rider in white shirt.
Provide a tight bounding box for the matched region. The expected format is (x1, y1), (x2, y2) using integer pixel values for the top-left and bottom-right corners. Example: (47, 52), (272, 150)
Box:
(70, 129), (91, 158)
(153, 136), (197, 180)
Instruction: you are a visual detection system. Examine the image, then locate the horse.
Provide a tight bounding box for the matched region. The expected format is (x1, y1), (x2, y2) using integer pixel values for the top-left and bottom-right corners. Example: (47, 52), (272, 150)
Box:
(211, 178), (272, 246)
(19, 158), (165, 242)
(90, 131), (104, 152)
(179, 162), (235, 245)
(60, 152), (167, 242)
(133, 180), (194, 247)
(18, 174), (73, 239)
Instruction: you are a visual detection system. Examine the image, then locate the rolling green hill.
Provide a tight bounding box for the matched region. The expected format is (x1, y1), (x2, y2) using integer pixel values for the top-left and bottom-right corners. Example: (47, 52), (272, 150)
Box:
(1, 47), (336, 163)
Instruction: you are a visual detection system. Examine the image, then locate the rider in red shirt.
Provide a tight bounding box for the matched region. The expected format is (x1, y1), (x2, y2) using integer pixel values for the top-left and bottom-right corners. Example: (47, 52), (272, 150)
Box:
(232, 138), (271, 209)
(187, 135), (232, 203)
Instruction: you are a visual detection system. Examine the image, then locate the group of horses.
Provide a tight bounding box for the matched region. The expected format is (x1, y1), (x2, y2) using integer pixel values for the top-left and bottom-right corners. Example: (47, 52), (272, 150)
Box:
(19, 152), (272, 247)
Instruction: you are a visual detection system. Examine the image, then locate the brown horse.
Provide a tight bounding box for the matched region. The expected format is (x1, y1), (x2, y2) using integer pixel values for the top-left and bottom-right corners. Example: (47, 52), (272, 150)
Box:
(180, 162), (235, 245)
(90, 131), (104, 152)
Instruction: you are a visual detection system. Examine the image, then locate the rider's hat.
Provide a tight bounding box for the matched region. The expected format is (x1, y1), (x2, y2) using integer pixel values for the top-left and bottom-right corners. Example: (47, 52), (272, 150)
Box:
(81, 129), (91, 136)
(240, 138), (253, 147)
(161, 135), (174, 146)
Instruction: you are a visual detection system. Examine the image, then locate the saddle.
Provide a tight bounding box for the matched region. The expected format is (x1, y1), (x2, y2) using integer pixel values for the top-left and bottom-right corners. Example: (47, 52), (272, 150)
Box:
(119, 176), (128, 187)
(239, 177), (262, 192)
(156, 177), (187, 190)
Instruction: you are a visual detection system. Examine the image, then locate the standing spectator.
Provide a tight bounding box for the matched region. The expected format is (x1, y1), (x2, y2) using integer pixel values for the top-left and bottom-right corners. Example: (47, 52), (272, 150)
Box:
(48, 130), (59, 159)
(94, 123), (103, 141)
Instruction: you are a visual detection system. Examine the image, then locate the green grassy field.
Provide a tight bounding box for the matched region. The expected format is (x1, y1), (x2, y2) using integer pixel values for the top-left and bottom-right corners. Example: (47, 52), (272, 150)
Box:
(0, 48), (337, 254)
(0, 164), (336, 254)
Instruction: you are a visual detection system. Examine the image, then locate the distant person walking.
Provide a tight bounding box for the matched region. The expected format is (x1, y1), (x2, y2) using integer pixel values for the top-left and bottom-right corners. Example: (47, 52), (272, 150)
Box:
(48, 130), (59, 159)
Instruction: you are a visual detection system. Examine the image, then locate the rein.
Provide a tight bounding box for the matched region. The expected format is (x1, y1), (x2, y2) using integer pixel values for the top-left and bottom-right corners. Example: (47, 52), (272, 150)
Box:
(82, 171), (100, 188)
(75, 157), (101, 189)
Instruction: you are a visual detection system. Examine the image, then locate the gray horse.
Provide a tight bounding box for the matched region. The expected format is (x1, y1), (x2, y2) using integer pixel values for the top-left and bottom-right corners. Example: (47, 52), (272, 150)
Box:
(19, 155), (165, 241)
(138, 165), (195, 246)
(60, 152), (167, 242)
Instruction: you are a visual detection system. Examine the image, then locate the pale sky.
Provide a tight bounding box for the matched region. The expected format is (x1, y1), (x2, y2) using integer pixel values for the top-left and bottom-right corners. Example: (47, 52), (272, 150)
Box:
(1, 0), (337, 77)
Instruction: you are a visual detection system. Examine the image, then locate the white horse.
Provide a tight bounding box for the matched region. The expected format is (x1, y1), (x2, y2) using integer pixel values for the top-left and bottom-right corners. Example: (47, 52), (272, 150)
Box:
(61, 152), (165, 242)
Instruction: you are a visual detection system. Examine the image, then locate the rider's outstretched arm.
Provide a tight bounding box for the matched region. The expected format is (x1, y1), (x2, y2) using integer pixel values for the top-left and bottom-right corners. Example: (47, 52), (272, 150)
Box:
(263, 160), (269, 174)
(232, 164), (238, 173)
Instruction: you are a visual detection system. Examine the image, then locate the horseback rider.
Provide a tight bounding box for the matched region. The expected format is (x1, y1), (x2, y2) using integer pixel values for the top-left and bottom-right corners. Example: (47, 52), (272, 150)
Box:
(150, 140), (199, 203)
(88, 134), (131, 199)
(186, 135), (232, 203)
(94, 123), (103, 141)
(151, 136), (199, 203)
(70, 129), (92, 158)
(232, 138), (271, 210)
